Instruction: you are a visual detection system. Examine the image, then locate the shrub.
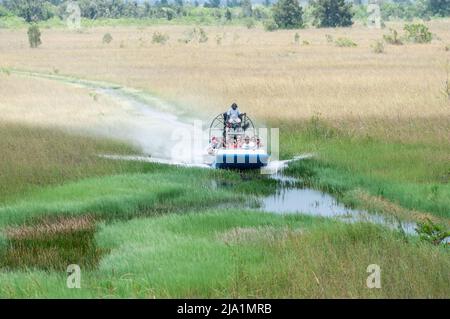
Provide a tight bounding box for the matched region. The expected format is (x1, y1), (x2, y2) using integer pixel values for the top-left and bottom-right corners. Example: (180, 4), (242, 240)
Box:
(215, 34), (222, 45)
(253, 6), (270, 20)
(263, 19), (278, 31)
(272, 0), (304, 29)
(403, 23), (432, 44)
(325, 34), (333, 43)
(445, 44), (450, 52)
(311, 0), (354, 28)
(27, 24), (41, 48)
(180, 28), (208, 44)
(0, 5), (12, 17)
(102, 33), (113, 44)
(245, 18), (255, 29)
(152, 32), (169, 44)
(415, 218), (450, 246)
(335, 37), (357, 47)
(197, 28), (208, 43)
(383, 28), (403, 45)
(225, 8), (232, 21)
(371, 40), (384, 54)
(294, 32), (300, 44)
(0, 67), (11, 75)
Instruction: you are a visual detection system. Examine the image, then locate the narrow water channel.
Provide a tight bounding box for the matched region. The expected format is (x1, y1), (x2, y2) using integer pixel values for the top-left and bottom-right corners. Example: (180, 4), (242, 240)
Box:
(256, 173), (418, 235)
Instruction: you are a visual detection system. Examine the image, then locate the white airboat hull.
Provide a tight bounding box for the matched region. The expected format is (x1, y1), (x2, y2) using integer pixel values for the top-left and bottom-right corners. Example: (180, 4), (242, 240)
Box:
(212, 149), (269, 169)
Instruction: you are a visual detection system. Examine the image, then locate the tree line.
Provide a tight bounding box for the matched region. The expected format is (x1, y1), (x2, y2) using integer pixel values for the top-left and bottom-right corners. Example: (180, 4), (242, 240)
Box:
(1, 0), (449, 28)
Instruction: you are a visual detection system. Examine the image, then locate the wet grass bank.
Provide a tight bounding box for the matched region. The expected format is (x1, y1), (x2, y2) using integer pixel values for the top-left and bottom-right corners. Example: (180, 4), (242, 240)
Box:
(0, 211), (448, 298)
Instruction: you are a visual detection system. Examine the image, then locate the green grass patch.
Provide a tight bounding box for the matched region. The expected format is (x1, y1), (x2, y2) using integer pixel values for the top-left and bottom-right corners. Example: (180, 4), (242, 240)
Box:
(0, 160), (277, 228)
(0, 216), (104, 271)
(279, 119), (450, 219)
(0, 123), (154, 203)
(0, 210), (448, 298)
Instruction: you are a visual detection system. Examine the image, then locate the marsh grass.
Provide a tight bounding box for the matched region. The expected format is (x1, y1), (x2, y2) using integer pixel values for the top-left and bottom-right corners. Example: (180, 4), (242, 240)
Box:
(282, 119), (450, 220)
(227, 218), (449, 298)
(0, 122), (147, 203)
(0, 216), (104, 271)
(1, 211), (448, 298)
(0, 159), (278, 228)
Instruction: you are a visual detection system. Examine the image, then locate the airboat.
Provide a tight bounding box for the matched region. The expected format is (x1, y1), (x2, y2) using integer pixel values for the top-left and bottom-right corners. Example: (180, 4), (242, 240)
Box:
(207, 112), (269, 169)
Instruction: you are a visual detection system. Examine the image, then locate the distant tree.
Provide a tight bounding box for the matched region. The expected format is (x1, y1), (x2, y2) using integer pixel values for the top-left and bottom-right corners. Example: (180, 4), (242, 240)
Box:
(123, 1), (140, 17)
(27, 23), (41, 48)
(272, 0), (304, 29)
(204, 0), (221, 8)
(0, 5), (12, 17)
(226, 0), (241, 7)
(311, 0), (353, 28)
(5, 0), (54, 22)
(143, 1), (151, 16)
(241, 0), (252, 17)
(264, 0), (271, 7)
(175, 0), (184, 6)
(427, 0), (450, 16)
(160, 0), (169, 7)
(225, 7), (232, 20)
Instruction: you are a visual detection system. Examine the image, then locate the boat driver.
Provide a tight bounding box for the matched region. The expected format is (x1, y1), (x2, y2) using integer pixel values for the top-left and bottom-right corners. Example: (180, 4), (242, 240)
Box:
(226, 103), (245, 126)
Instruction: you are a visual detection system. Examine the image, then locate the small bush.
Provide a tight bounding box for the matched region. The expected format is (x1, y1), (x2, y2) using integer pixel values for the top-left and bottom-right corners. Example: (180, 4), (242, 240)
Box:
(225, 8), (232, 21)
(302, 40), (310, 46)
(102, 33), (113, 44)
(263, 20), (278, 32)
(415, 218), (450, 246)
(294, 33), (300, 44)
(403, 23), (432, 44)
(27, 24), (42, 48)
(0, 5), (12, 18)
(198, 28), (208, 43)
(152, 32), (169, 45)
(445, 44), (450, 51)
(215, 34), (222, 45)
(325, 34), (333, 43)
(383, 28), (403, 45)
(245, 18), (255, 29)
(335, 37), (357, 48)
(179, 28), (208, 44)
(371, 40), (384, 54)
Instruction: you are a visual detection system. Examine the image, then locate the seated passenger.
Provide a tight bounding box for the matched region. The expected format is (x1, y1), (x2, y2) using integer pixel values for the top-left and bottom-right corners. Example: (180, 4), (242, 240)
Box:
(210, 136), (219, 149)
(241, 136), (255, 150)
(256, 137), (262, 149)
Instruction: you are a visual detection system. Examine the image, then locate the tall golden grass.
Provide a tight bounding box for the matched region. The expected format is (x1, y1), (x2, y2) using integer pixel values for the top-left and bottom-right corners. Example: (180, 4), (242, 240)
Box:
(0, 21), (449, 129)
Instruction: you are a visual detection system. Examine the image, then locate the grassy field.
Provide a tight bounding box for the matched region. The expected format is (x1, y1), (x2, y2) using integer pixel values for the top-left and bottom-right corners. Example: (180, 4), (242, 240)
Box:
(0, 210), (448, 298)
(0, 122), (149, 203)
(0, 20), (449, 298)
(1, 21), (449, 121)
